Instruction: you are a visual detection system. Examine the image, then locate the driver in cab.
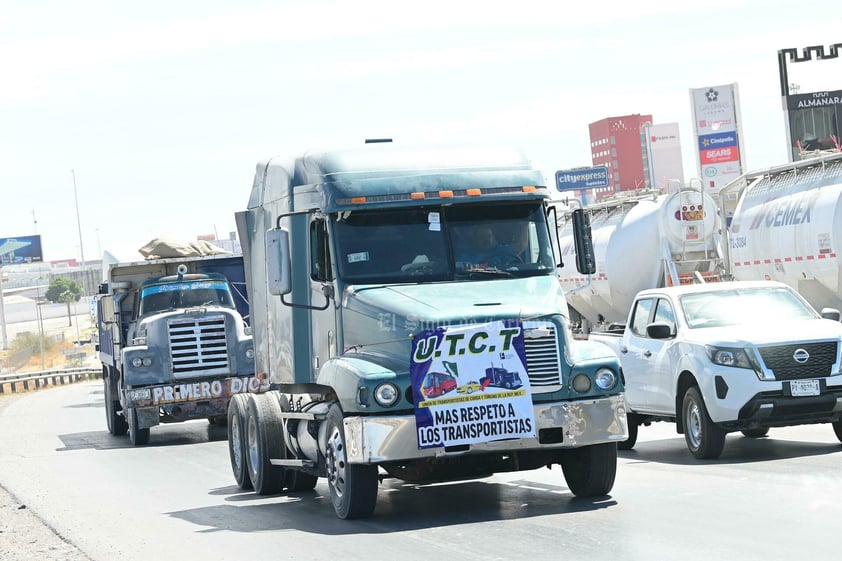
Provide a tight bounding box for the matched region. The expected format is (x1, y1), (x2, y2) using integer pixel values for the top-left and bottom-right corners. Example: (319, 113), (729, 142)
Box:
(455, 223), (520, 269)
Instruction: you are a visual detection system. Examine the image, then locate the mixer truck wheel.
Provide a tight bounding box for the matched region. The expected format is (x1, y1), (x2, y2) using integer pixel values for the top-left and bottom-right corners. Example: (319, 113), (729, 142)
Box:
(227, 394), (252, 490)
(832, 421), (842, 442)
(682, 387), (725, 459)
(617, 414), (638, 450)
(103, 371), (128, 436)
(561, 442), (617, 497)
(324, 404), (379, 519)
(127, 407), (150, 446)
(245, 393), (286, 495)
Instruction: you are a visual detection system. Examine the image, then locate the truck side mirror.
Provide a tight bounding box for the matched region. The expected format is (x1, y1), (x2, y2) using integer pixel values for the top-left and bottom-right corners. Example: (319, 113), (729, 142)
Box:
(647, 321), (673, 339)
(266, 228), (292, 295)
(821, 307), (841, 322)
(571, 209), (596, 275)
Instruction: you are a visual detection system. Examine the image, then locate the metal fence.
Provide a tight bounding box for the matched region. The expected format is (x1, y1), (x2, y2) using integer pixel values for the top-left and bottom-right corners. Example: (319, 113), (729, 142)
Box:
(0, 366), (100, 395)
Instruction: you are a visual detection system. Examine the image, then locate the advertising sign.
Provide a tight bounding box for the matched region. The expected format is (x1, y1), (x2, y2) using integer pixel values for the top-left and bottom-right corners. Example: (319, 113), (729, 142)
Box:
(555, 166), (610, 192)
(0, 235), (43, 265)
(410, 320), (535, 449)
(644, 122), (684, 190)
(784, 89), (842, 161)
(690, 83), (746, 195)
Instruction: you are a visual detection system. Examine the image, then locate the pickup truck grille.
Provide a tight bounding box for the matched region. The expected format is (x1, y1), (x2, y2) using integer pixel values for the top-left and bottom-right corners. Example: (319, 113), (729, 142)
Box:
(757, 341), (838, 380)
(523, 321), (562, 388)
(168, 315), (230, 377)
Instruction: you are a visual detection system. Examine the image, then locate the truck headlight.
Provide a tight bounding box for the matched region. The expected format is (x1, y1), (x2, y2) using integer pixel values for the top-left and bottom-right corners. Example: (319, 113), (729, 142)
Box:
(131, 357), (153, 368)
(594, 368), (617, 390)
(245, 348), (254, 360)
(706, 345), (755, 370)
(374, 383), (400, 407)
(571, 374), (591, 393)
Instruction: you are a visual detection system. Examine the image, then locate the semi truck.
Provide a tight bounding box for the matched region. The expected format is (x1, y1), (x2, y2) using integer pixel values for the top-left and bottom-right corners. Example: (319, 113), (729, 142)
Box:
(230, 141), (628, 519)
(556, 187), (722, 329)
(96, 249), (259, 445)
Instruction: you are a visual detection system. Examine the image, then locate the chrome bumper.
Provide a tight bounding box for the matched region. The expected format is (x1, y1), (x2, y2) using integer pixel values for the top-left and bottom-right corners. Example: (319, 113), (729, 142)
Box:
(343, 394), (627, 464)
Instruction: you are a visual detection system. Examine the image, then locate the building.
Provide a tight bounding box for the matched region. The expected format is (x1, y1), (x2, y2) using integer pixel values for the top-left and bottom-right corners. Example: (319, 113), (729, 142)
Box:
(642, 122), (684, 191)
(589, 114), (653, 196)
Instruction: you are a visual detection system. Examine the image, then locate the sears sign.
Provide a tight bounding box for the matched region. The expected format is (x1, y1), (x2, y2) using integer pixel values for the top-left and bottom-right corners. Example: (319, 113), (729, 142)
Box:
(555, 166), (610, 192)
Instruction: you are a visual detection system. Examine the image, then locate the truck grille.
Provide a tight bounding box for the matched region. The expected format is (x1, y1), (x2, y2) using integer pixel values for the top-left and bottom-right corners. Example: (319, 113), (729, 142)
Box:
(168, 315), (230, 377)
(523, 321), (562, 389)
(757, 341), (838, 380)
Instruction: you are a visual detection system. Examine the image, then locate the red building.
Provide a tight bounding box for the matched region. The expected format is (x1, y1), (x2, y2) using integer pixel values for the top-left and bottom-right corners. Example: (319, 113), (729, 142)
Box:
(589, 114), (653, 195)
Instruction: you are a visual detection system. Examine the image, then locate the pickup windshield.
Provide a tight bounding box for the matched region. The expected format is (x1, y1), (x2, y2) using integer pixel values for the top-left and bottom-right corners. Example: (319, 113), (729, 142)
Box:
(680, 286), (817, 328)
(332, 202), (556, 284)
(139, 279), (236, 316)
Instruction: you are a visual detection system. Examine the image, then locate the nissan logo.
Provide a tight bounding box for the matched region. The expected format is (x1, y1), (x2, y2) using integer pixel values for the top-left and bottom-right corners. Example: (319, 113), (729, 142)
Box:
(793, 348), (810, 364)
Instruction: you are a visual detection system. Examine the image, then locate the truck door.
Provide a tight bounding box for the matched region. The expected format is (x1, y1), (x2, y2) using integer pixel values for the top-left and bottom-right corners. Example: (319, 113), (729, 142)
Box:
(622, 297), (658, 412)
(646, 297), (677, 413)
(309, 217), (339, 376)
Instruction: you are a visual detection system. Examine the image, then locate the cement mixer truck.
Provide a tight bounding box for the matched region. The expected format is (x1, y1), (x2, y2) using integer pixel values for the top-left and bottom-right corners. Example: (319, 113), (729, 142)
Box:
(556, 188), (722, 329)
(720, 151), (842, 313)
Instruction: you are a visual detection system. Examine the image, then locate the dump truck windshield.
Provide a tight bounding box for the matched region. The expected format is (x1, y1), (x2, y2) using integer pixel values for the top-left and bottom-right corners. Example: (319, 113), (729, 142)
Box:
(332, 202), (555, 284)
(139, 279), (236, 316)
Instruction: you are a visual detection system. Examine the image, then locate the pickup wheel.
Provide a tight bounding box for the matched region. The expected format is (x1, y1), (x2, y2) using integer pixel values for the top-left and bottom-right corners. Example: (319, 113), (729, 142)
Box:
(227, 394), (253, 490)
(561, 442), (617, 497)
(832, 421), (842, 442)
(103, 371), (128, 436)
(618, 413), (639, 450)
(741, 428), (769, 438)
(682, 387), (725, 459)
(324, 404), (379, 519)
(127, 407), (150, 446)
(245, 393), (286, 495)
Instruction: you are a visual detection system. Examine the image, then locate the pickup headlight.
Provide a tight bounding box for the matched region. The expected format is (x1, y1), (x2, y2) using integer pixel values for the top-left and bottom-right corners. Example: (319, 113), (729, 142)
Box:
(705, 345), (756, 370)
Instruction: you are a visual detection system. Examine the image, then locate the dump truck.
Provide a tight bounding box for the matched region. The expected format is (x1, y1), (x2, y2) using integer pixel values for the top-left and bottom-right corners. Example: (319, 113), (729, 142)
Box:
(230, 141), (627, 519)
(96, 247), (259, 445)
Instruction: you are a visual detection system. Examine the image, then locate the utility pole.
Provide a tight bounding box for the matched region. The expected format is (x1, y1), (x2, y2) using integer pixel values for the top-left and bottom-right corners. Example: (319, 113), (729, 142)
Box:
(72, 169), (86, 266)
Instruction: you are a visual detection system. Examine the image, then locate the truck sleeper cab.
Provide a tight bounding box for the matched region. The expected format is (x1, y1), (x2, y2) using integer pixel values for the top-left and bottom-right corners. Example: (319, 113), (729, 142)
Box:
(231, 142), (627, 519)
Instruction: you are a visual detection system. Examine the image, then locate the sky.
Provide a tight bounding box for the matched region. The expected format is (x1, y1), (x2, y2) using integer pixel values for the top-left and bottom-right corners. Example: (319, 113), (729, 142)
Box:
(1, 0), (841, 263)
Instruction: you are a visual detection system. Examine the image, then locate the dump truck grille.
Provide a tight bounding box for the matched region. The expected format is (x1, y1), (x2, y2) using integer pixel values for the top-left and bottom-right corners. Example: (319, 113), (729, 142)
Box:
(523, 321), (562, 389)
(757, 341), (838, 381)
(168, 315), (230, 377)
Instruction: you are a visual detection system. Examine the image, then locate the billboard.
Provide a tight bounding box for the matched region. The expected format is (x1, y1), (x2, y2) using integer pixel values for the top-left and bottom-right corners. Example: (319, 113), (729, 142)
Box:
(643, 122), (684, 190)
(784, 89), (842, 161)
(0, 235), (43, 265)
(690, 83), (746, 195)
(555, 166), (610, 191)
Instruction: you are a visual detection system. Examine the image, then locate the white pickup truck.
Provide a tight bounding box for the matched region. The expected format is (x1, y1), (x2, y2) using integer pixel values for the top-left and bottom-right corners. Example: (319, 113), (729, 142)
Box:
(589, 280), (842, 459)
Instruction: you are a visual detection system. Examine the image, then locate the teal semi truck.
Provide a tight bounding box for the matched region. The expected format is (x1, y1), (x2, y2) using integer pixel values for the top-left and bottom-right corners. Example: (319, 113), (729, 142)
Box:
(231, 141), (627, 519)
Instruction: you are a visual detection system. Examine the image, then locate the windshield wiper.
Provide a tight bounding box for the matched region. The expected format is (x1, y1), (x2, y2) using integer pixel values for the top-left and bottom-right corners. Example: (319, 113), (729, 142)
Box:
(456, 268), (514, 279)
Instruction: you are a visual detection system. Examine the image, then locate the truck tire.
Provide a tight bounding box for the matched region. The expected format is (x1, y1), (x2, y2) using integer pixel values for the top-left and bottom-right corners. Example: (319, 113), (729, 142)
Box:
(227, 394), (252, 490)
(127, 407), (150, 445)
(682, 387), (725, 459)
(286, 471), (319, 492)
(324, 404), (379, 519)
(832, 421), (842, 442)
(617, 413), (638, 450)
(561, 442), (617, 497)
(740, 428), (769, 438)
(103, 371), (128, 436)
(245, 393), (286, 495)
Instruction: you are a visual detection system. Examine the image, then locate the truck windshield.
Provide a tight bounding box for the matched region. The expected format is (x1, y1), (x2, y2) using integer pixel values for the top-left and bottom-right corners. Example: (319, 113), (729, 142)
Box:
(332, 202), (555, 284)
(680, 287), (817, 328)
(139, 280), (236, 316)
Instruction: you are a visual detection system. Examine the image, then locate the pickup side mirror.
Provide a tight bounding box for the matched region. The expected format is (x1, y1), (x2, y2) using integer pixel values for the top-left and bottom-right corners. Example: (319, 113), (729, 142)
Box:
(571, 209), (596, 275)
(647, 321), (674, 339)
(266, 228), (292, 295)
(821, 307), (841, 322)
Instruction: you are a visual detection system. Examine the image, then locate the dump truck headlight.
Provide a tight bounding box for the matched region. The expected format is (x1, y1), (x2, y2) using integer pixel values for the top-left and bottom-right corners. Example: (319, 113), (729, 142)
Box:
(374, 383), (400, 407)
(595, 368), (617, 390)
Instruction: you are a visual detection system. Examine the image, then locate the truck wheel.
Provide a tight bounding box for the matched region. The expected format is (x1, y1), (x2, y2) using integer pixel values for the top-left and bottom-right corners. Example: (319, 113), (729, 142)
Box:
(617, 413), (638, 451)
(287, 471), (319, 492)
(682, 387), (725, 459)
(740, 428), (769, 438)
(561, 442), (617, 497)
(104, 373), (128, 436)
(324, 404), (378, 519)
(127, 407), (150, 446)
(227, 394), (252, 490)
(832, 421), (842, 442)
(245, 393), (286, 495)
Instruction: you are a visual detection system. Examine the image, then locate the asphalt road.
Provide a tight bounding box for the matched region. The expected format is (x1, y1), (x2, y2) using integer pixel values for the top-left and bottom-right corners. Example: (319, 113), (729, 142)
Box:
(1, 381), (841, 561)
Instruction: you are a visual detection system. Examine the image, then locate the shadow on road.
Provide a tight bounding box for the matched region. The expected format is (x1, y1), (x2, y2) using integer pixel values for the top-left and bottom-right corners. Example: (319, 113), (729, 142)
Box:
(55, 422), (229, 451)
(167, 476), (617, 534)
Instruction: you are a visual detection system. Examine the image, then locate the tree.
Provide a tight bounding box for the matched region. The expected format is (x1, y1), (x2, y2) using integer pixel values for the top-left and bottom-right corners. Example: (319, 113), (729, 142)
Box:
(45, 277), (83, 327)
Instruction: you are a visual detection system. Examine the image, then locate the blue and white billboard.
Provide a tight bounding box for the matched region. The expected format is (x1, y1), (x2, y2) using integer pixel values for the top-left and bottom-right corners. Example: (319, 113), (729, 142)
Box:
(555, 166), (610, 192)
(0, 235), (43, 265)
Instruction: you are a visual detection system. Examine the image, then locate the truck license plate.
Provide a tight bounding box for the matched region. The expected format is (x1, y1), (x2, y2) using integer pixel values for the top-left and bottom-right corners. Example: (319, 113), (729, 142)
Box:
(790, 379), (820, 397)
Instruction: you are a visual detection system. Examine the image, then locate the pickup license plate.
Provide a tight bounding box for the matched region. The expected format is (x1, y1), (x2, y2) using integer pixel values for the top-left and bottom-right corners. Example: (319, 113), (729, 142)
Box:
(790, 379), (820, 397)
